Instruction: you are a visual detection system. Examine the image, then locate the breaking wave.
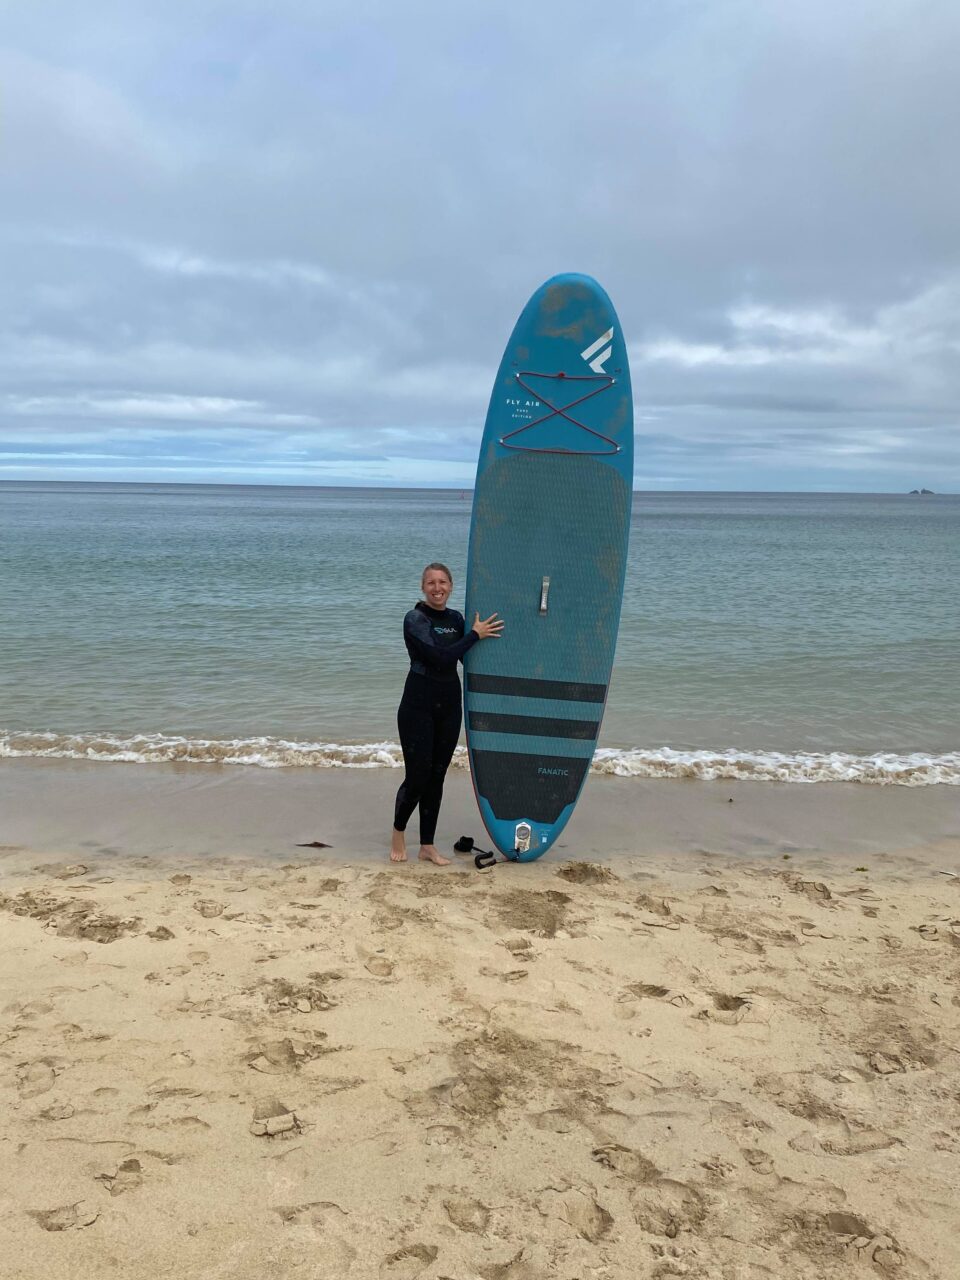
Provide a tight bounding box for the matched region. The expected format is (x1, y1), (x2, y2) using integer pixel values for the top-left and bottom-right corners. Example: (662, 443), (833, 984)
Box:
(590, 746), (960, 785)
(2, 730), (958, 785)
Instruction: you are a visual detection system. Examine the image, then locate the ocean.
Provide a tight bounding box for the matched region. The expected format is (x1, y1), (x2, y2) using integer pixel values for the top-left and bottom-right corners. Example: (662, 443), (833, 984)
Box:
(1, 482), (958, 784)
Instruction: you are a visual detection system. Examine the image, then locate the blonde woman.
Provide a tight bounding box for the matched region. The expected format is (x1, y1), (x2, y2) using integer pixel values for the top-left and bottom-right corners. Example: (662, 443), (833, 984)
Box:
(390, 563), (502, 864)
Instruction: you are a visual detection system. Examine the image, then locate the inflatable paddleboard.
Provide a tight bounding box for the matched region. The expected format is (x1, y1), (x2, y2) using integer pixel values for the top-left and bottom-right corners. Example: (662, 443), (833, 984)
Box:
(464, 274), (633, 861)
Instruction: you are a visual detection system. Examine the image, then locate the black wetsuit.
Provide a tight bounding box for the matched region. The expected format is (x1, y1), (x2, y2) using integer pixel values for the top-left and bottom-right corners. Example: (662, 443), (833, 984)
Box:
(393, 602), (479, 845)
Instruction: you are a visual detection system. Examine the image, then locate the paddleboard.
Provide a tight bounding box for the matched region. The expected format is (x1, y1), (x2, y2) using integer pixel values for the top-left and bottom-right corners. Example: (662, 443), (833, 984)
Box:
(464, 273), (633, 861)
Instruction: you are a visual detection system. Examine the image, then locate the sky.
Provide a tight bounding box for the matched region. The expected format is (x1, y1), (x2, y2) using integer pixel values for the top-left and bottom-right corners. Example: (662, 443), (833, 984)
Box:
(1, 0), (959, 491)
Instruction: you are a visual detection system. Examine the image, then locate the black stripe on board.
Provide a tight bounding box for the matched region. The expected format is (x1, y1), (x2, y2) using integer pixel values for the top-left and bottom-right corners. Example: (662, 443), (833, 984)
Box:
(472, 750), (590, 823)
(466, 673), (607, 703)
(468, 711), (599, 740)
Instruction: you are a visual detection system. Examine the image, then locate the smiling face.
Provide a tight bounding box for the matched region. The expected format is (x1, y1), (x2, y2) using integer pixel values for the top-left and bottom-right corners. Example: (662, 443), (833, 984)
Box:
(421, 565), (453, 611)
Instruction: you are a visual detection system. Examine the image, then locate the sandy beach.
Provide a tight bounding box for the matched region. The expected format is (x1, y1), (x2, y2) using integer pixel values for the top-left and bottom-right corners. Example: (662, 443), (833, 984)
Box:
(2, 762), (959, 1279)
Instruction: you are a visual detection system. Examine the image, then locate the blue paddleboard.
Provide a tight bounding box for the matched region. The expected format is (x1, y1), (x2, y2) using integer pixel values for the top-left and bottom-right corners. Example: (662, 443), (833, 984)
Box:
(464, 274), (633, 861)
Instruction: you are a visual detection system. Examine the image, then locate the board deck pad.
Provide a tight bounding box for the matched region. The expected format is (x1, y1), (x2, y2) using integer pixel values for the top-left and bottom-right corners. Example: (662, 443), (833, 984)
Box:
(464, 274), (633, 860)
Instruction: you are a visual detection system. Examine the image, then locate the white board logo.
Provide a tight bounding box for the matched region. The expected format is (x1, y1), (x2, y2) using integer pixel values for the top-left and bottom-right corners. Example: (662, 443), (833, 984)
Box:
(581, 327), (614, 374)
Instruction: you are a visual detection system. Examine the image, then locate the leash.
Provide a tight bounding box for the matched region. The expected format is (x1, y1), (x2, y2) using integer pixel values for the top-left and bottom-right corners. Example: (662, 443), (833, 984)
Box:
(454, 836), (521, 869)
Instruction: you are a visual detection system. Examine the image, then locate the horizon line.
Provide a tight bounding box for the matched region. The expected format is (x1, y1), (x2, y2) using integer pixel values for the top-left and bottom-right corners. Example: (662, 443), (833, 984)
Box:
(0, 479), (952, 496)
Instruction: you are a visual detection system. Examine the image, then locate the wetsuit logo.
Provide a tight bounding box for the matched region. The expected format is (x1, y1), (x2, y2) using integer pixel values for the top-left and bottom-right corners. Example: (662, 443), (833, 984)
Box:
(433, 626), (456, 635)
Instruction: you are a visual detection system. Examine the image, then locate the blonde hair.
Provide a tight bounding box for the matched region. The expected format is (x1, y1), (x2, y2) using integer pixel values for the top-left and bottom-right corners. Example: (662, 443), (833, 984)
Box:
(421, 562), (453, 588)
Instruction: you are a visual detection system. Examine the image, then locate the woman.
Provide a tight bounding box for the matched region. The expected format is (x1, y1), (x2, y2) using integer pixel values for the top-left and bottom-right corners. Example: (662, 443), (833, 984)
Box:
(390, 562), (503, 864)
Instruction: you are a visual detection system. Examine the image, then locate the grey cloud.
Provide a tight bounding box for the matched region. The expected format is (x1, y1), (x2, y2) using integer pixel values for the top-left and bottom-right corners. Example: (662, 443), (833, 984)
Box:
(1, 1), (959, 486)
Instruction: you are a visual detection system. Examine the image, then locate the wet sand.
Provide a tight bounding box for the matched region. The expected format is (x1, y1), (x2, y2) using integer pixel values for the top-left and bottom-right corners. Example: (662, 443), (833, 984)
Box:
(2, 755), (960, 865)
(1, 759), (959, 1278)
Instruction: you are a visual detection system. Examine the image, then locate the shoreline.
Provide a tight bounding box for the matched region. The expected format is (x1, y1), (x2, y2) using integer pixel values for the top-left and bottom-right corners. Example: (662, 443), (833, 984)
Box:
(2, 755), (959, 871)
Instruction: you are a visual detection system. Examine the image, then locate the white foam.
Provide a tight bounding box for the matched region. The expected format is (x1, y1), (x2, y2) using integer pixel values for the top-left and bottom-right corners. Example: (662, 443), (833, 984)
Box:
(0, 730), (407, 770)
(2, 729), (958, 785)
(591, 746), (960, 785)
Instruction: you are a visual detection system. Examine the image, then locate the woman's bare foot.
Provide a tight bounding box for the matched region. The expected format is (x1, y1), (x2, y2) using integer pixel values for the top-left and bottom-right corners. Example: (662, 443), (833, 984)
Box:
(418, 845), (451, 866)
(390, 829), (408, 863)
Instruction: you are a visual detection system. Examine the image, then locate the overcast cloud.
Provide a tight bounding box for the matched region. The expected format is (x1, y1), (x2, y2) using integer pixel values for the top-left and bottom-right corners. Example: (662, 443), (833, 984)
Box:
(2, 0), (958, 489)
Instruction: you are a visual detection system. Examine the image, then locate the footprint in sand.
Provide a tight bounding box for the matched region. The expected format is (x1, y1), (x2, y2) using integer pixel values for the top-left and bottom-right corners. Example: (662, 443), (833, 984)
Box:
(532, 1109), (578, 1134)
(754, 1072), (880, 1140)
(28, 1201), (100, 1231)
(709, 1098), (771, 1134)
(537, 1188), (613, 1243)
(621, 982), (692, 1008)
(424, 1124), (462, 1146)
(823, 1214), (904, 1269)
(478, 966), (528, 983)
(159, 1115), (211, 1134)
(405, 1075), (505, 1123)
(57, 911), (139, 943)
(95, 1157), (144, 1196)
(175, 994), (219, 1014)
(697, 920), (766, 954)
(501, 937), (535, 960)
(634, 892), (675, 918)
(273, 1205), (356, 1268)
(477, 1251), (540, 1280)
(493, 889), (571, 938)
(193, 899), (224, 918)
(786, 876), (835, 904)
(34, 862), (88, 879)
(414, 871), (474, 898)
(256, 975), (338, 1013)
(789, 1120), (899, 1156)
(712, 991), (752, 1013)
(57, 1021), (110, 1045)
(38, 1102), (75, 1120)
(708, 991), (756, 1025)
(246, 1035), (331, 1074)
(613, 1002), (638, 1022)
(741, 1147), (775, 1175)
(374, 905), (435, 932)
(631, 1178), (706, 1238)
(16, 1060), (57, 1099)
(443, 1197), (490, 1233)
(379, 1244), (438, 1279)
(865, 1033), (937, 1072)
(6, 998), (54, 1021)
(555, 862), (617, 885)
(249, 1097), (300, 1137)
(593, 1143), (660, 1182)
(273, 1200), (349, 1228)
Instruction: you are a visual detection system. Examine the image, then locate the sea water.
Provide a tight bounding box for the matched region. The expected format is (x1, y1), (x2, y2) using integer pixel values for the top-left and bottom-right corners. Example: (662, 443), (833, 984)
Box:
(1, 483), (957, 784)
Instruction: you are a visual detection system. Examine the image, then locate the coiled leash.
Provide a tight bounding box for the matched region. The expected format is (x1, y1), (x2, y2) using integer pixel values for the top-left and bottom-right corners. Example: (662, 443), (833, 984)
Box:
(454, 836), (521, 870)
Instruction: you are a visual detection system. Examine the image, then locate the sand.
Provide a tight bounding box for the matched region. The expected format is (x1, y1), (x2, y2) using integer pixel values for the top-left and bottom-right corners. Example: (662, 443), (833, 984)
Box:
(2, 760), (960, 1279)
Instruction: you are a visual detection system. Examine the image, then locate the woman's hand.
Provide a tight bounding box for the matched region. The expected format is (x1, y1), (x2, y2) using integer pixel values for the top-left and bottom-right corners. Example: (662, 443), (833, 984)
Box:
(472, 612), (504, 640)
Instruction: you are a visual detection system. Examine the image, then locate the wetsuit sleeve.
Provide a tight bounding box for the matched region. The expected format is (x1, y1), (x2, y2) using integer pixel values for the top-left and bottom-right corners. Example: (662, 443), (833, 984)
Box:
(404, 610), (479, 671)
